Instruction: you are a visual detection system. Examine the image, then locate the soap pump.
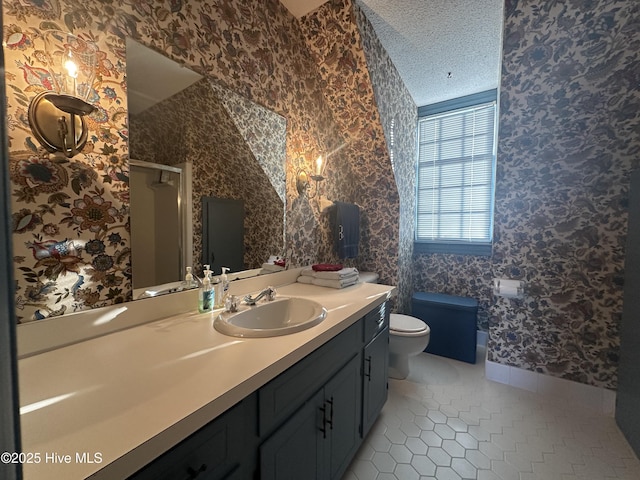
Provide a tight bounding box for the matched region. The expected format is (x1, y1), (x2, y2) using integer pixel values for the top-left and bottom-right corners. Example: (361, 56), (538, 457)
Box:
(220, 267), (230, 302)
(198, 265), (215, 313)
(184, 266), (194, 288)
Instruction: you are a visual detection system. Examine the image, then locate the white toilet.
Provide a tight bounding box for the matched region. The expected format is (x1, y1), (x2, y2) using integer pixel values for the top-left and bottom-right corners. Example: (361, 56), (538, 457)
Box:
(360, 272), (431, 379)
(388, 313), (430, 379)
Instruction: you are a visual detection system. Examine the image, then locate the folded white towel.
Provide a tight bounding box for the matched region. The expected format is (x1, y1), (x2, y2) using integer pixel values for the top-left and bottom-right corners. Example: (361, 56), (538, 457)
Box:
(312, 277), (359, 289)
(296, 274), (358, 289)
(313, 268), (359, 280)
(300, 267), (359, 280)
(300, 267), (316, 277)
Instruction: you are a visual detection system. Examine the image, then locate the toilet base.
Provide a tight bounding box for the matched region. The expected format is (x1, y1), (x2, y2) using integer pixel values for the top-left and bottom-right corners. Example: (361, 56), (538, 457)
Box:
(389, 352), (409, 379)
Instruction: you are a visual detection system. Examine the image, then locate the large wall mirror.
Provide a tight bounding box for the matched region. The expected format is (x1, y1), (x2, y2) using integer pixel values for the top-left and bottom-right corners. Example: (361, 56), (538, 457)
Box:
(126, 38), (287, 297)
(9, 36), (287, 324)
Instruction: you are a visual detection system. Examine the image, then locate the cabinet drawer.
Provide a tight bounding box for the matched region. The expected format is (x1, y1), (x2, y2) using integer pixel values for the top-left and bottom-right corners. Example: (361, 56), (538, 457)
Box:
(363, 302), (389, 344)
(258, 320), (362, 437)
(128, 395), (255, 480)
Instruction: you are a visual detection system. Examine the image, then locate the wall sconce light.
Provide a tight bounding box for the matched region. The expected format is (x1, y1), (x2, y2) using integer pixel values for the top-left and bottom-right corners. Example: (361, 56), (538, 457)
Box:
(296, 154), (327, 199)
(28, 31), (98, 158)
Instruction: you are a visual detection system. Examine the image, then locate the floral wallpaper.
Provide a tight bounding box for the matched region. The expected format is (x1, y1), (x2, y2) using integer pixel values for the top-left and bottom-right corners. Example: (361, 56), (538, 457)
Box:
(299, 0), (400, 290)
(490, 0), (639, 390)
(209, 81), (287, 205)
(3, 0), (403, 324)
(6, 0), (636, 394)
(130, 77), (286, 274)
(414, 0), (640, 390)
(5, 14), (130, 323)
(353, 1), (417, 313)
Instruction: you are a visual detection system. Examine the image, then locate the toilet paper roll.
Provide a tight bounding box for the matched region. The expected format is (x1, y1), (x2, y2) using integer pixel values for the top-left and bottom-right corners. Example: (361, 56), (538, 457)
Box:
(493, 278), (523, 298)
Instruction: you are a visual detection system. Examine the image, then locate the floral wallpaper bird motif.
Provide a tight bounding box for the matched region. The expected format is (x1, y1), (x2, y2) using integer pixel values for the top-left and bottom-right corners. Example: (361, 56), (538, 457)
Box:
(9, 150), (130, 321)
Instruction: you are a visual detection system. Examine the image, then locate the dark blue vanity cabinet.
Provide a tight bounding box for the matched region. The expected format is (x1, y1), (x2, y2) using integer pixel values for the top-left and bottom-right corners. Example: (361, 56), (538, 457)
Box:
(259, 319), (364, 480)
(362, 303), (390, 437)
(259, 301), (389, 480)
(128, 394), (258, 480)
(129, 301), (389, 480)
(260, 354), (361, 480)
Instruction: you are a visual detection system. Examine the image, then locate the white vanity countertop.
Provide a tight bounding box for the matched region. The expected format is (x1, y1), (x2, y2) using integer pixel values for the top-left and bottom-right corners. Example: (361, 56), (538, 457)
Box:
(18, 280), (395, 479)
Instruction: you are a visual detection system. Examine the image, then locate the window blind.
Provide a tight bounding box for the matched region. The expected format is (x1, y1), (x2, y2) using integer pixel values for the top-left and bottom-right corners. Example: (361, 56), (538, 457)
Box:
(416, 102), (496, 244)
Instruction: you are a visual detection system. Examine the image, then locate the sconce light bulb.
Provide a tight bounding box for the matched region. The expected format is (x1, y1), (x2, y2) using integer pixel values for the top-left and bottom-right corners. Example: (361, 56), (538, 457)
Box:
(315, 155), (324, 176)
(64, 59), (78, 78)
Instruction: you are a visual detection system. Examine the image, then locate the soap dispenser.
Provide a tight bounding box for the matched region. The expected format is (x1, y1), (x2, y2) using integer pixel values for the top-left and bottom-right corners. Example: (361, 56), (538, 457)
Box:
(220, 267), (230, 304)
(184, 266), (194, 288)
(198, 265), (215, 313)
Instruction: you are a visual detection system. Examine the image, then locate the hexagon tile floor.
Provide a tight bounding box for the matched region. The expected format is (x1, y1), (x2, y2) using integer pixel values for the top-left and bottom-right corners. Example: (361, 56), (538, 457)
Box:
(343, 349), (640, 480)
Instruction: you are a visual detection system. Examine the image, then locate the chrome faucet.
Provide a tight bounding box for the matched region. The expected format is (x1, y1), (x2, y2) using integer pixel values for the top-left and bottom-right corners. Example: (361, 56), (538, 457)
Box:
(244, 286), (277, 305)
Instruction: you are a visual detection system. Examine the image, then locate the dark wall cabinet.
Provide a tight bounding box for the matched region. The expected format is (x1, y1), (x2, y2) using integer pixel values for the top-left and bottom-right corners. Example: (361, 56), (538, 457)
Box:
(129, 301), (389, 480)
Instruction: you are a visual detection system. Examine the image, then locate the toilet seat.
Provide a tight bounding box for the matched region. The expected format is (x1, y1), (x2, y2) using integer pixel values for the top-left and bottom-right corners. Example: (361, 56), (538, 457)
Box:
(390, 313), (430, 337)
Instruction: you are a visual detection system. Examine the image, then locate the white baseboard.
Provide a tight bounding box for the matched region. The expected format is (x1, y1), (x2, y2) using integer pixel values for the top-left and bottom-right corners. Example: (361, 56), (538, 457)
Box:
(485, 357), (616, 417)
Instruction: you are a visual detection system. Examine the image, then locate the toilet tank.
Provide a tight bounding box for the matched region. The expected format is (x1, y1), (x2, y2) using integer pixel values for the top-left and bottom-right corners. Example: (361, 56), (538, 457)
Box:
(359, 272), (379, 284)
(411, 292), (478, 364)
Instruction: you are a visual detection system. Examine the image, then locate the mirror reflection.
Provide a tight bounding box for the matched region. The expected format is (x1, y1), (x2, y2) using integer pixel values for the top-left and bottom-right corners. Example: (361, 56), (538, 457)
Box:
(129, 159), (188, 297)
(127, 38), (287, 293)
(10, 35), (288, 323)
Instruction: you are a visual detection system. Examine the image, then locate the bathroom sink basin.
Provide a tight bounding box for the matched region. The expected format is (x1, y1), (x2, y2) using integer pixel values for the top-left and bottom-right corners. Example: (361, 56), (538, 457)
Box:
(213, 297), (327, 338)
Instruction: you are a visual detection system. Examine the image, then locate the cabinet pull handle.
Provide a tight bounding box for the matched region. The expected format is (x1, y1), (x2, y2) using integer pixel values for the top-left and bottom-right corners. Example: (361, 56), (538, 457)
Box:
(185, 463), (207, 479)
(365, 356), (372, 381)
(320, 404), (327, 439)
(319, 398), (334, 438)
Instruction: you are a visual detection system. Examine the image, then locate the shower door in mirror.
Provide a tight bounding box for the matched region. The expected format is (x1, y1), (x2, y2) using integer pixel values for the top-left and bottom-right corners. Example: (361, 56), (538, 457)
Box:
(130, 160), (191, 297)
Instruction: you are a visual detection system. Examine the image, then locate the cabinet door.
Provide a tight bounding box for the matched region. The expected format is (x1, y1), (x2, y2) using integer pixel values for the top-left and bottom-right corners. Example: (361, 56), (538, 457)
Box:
(129, 397), (252, 480)
(362, 327), (389, 437)
(325, 354), (362, 480)
(260, 389), (325, 480)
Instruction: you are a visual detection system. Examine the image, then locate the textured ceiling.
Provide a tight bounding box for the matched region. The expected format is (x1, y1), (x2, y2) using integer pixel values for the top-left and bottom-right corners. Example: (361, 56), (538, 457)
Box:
(280, 0), (504, 108)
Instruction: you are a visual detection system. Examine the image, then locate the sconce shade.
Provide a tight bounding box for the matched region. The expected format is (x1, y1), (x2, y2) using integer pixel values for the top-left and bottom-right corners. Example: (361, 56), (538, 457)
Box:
(27, 31), (97, 157)
(311, 155), (326, 181)
(45, 30), (97, 105)
(296, 153), (327, 199)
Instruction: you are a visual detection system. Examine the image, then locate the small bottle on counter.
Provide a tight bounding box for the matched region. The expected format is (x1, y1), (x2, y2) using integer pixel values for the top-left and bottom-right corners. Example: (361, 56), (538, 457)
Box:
(218, 267), (230, 307)
(184, 266), (194, 288)
(198, 265), (215, 313)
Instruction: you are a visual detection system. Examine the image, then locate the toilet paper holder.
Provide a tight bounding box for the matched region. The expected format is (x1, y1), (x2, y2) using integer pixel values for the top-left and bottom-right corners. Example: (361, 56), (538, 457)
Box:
(493, 278), (524, 298)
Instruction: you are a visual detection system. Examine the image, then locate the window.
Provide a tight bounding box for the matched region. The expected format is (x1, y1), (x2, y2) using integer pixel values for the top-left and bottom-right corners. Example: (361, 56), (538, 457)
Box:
(415, 90), (497, 255)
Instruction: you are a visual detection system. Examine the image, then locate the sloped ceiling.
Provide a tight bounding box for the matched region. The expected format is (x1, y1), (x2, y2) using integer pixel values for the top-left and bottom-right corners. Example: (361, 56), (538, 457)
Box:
(280, 0), (504, 107)
(126, 38), (203, 115)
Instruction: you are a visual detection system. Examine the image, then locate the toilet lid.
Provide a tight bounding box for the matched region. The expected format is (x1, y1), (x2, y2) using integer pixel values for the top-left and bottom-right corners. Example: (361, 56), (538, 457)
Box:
(390, 314), (429, 333)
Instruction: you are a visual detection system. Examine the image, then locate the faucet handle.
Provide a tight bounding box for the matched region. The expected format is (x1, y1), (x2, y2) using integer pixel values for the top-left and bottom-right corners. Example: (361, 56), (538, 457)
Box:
(225, 295), (238, 312)
(266, 286), (276, 301)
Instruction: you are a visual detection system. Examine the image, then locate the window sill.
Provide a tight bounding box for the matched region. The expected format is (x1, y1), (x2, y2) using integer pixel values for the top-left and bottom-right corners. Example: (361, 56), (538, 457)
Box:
(414, 241), (492, 256)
